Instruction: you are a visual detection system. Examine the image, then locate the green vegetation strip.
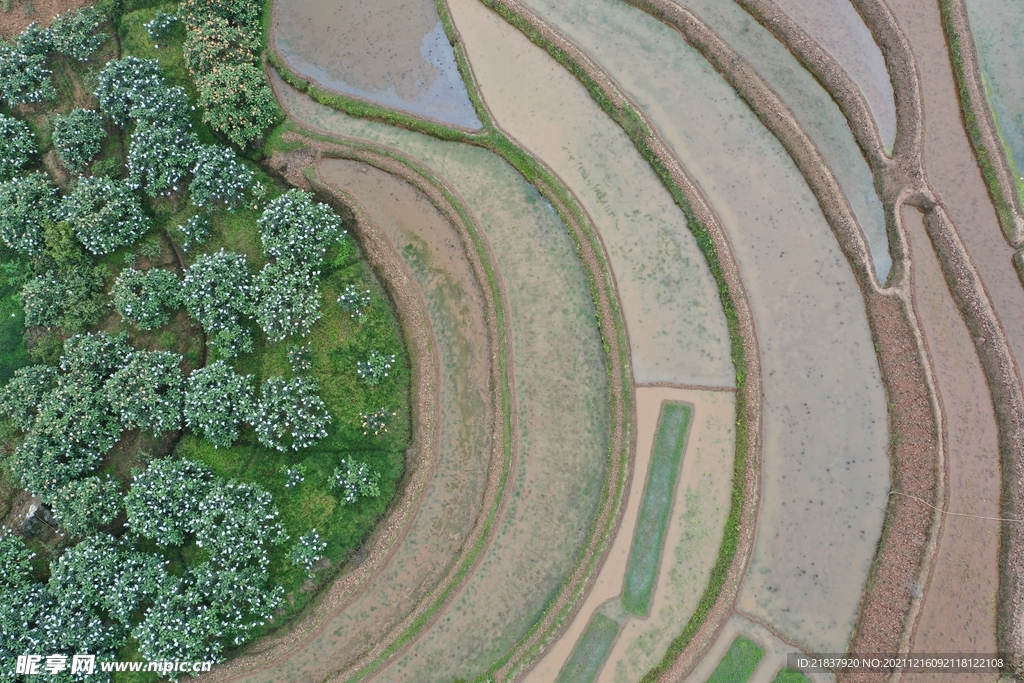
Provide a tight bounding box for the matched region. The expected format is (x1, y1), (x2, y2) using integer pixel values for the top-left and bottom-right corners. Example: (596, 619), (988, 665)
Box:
(622, 402), (692, 616)
(772, 667), (812, 683)
(939, 0), (1022, 242)
(556, 613), (622, 683)
(708, 636), (765, 683)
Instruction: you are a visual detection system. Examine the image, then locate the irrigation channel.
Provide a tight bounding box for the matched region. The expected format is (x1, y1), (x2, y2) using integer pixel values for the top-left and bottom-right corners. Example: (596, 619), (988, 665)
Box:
(201, 0), (1024, 679)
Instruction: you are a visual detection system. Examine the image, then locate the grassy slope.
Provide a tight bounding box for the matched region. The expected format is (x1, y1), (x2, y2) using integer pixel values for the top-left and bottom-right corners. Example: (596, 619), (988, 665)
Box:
(0, 1), (412, 676)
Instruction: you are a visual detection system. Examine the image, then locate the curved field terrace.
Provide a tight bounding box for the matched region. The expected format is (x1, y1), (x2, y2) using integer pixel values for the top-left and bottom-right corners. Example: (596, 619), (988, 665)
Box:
(0, 0), (1022, 682)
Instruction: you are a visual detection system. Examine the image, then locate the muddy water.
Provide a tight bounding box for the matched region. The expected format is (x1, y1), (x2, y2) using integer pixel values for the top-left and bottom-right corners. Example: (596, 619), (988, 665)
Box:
(446, 0), (733, 388)
(683, 614), (834, 683)
(522, 0), (893, 282)
(887, 0), (1024, 373)
(504, 0), (889, 652)
(235, 158), (494, 682)
(273, 0), (481, 128)
(771, 0), (898, 150)
(273, 80), (612, 682)
(964, 0), (1024, 192)
(521, 387), (734, 683)
(668, 0), (891, 280)
(900, 206), (999, 680)
(600, 388), (734, 683)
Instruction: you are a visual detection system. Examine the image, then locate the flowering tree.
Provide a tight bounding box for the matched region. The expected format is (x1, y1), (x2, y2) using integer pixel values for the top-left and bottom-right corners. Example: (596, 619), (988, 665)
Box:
(59, 331), (132, 387)
(194, 63), (279, 148)
(144, 11), (179, 48)
(338, 284), (372, 321)
(190, 144), (253, 210)
(360, 407), (396, 436)
(0, 365), (57, 430)
(290, 529), (326, 575)
(14, 23), (51, 57)
(113, 267), (181, 330)
(175, 213), (211, 253)
(127, 87), (199, 197)
(356, 350), (396, 386)
(252, 376), (331, 451)
(104, 351), (184, 435)
(0, 45), (53, 105)
(0, 114), (36, 180)
(183, 360), (254, 448)
(333, 459), (380, 505)
(63, 176), (150, 255)
(49, 475), (123, 537)
(95, 57), (165, 125)
(125, 458), (213, 546)
(181, 249), (254, 356)
(182, 15), (256, 75)
(49, 8), (105, 62)
(254, 262), (323, 342)
(52, 109), (106, 174)
(257, 190), (345, 268)
(0, 172), (60, 255)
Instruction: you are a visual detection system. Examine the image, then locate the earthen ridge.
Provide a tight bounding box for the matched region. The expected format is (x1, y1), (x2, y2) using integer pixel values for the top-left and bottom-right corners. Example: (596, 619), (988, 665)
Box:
(469, 2), (764, 681)
(939, 0), (1024, 245)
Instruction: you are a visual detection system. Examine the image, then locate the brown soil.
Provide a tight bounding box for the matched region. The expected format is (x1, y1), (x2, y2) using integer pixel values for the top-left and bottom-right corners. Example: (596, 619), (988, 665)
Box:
(0, 0), (93, 40)
(901, 204), (1000, 683)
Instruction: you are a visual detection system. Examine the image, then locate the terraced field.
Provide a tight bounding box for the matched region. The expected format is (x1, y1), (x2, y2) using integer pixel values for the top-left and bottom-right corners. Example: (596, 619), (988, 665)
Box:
(93, 0), (1024, 679)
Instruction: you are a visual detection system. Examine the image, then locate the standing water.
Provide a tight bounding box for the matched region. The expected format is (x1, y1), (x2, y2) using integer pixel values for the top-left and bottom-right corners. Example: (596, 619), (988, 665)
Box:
(273, 0), (482, 129)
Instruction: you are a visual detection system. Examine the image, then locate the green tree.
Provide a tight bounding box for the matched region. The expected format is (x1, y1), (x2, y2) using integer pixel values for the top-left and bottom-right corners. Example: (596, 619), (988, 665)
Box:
(194, 63), (279, 148)
(63, 176), (150, 255)
(52, 109), (106, 174)
(333, 459), (380, 505)
(125, 458), (212, 546)
(104, 350), (184, 435)
(257, 190), (345, 269)
(190, 144), (253, 210)
(290, 529), (326, 575)
(254, 262), (322, 342)
(49, 474), (123, 537)
(0, 172), (60, 255)
(95, 57), (165, 125)
(49, 8), (105, 62)
(181, 249), (253, 356)
(183, 360), (253, 448)
(21, 222), (108, 332)
(252, 376), (331, 451)
(0, 113), (36, 180)
(0, 44), (54, 106)
(0, 364), (56, 430)
(112, 267), (180, 330)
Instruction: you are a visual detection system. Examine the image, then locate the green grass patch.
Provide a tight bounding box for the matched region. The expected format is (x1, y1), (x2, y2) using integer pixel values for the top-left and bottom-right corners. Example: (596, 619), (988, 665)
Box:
(772, 667), (812, 683)
(708, 636), (765, 683)
(622, 402), (692, 616)
(556, 613), (621, 683)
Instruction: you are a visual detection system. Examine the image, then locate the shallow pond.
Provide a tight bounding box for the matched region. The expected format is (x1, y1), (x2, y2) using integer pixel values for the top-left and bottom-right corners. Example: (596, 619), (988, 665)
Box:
(964, 0), (1024, 198)
(274, 78), (611, 682)
(447, 0), (733, 387)
(497, 0), (889, 652)
(273, 0), (481, 128)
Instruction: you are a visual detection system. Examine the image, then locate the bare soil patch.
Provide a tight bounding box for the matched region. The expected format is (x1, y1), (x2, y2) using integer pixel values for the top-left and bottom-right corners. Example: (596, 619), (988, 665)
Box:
(0, 0), (93, 40)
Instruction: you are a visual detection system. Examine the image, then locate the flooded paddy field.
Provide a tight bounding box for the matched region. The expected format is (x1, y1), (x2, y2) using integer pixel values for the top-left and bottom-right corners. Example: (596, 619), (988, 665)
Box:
(523, 387), (734, 683)
(502, 0), (889, 652)
(447, 0), (734, 388)
(273, 79), (611, 681)
(965, 0), (1024, 195)
(900, 206), (999, 673)
(769, 0), (898, 149)
(273, 0), (481, 128)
